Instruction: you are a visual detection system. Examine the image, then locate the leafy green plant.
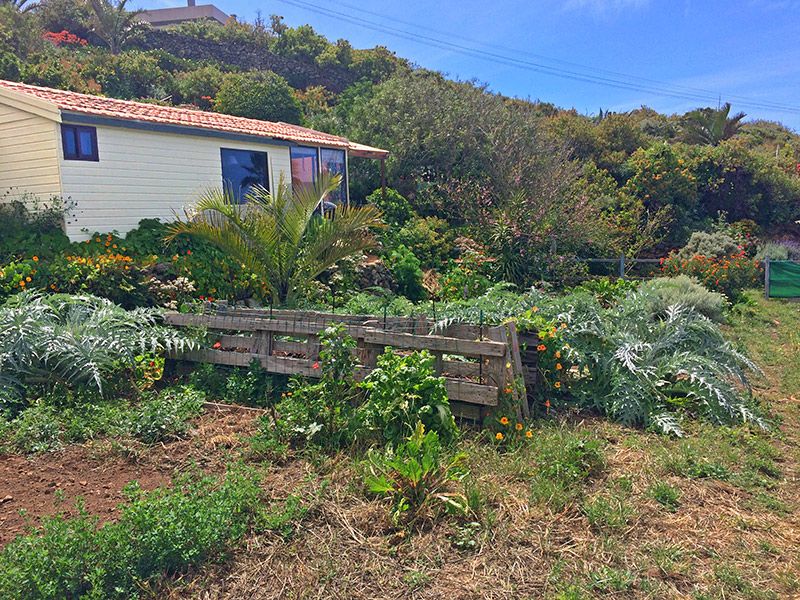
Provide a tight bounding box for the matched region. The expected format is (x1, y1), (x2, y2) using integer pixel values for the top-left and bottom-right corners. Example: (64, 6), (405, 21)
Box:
(274, 324), (360, 448)
(534, 293), (764, 435)
(358, 349), (457, 446)
(0, 293), (196, 409)
(367, 187), (413, 226)
(0, 469), (265, 599)
(213, 70), (302, 123)
(387, 244), (426, 301)
(129, 386), (204, 443)
(365, 422), (469, 525)
(169, 173), (383, 305)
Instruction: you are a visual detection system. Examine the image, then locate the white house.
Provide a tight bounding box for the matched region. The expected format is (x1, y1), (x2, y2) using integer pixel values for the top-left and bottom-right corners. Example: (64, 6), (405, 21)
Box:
(0, 79), (388, 241)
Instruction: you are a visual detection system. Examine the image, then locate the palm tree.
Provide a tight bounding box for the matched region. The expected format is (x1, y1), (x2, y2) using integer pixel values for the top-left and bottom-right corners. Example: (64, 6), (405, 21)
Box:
(681, 102), (746, 146)
(89, 0), (145, 54)
(168, 173), (384, 306)
(0, 0), (38, 12)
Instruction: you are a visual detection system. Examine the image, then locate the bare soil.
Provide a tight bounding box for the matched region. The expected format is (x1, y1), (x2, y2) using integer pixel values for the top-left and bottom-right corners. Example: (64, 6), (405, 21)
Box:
(0, 405), (260, 546)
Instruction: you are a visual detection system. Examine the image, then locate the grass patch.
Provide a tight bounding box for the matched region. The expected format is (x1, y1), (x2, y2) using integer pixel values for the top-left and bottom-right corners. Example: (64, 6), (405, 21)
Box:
(647, 481), (681, 511)
(0, 468), (268, 599)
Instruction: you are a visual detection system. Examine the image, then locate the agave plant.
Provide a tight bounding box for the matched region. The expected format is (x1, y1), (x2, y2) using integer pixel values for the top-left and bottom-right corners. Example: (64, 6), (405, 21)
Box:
(681, 102), (746, 146)
(0, 292), (196, 406)
(169, 173), (383, 306)
(559, 294), (764, 435)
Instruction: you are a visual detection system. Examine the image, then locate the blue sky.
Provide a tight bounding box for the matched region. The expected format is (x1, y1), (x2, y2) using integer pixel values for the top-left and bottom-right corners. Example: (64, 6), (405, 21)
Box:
(137, 0), (800, 130)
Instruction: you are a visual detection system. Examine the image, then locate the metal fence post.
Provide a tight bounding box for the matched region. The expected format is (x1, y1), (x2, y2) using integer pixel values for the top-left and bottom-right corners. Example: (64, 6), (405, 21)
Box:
(764, 257), (771, 300)
(619, 254), (626, 279)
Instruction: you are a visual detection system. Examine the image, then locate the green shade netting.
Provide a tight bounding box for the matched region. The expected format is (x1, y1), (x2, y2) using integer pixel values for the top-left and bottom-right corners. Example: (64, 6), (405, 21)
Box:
(769, 261), (800, 298)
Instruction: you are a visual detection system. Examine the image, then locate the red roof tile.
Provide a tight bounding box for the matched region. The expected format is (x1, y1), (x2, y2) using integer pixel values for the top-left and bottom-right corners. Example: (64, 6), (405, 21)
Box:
(0, 79), (380, 152)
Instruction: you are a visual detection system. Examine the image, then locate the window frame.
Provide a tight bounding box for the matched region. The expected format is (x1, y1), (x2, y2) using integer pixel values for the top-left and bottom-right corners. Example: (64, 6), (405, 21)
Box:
(291, 145), (349, 207)
(220, 147), (270, 204)
(61, 125), (99, 162)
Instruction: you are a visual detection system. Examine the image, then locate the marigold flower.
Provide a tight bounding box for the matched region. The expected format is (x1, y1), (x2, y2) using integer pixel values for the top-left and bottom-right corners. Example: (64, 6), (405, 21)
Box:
(504, 386), (513, 394)
(525, 430), (533, 438)
(537, 344), (546, 352)
(515, 423), (523, 431)
(495, 432), (504, 441)
(499, 416), (510, 425)
(556, 363), (563, 370)
(32, 256), (39, 262)
(19, 280), (25, 287)
(554, 382), (561, 389)
(555, 351), (561, 359)
(25, 276), (31, 282)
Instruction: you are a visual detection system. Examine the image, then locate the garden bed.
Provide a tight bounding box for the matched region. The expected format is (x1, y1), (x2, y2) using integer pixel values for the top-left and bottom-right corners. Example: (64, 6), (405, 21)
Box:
(0, 405), (259, 547)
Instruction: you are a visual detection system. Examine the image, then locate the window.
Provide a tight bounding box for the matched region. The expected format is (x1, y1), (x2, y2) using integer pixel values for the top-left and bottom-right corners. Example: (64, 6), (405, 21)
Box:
(221, 148), (269, 203)
(61, 125), (98, 161)
(320, 148), (347, 204)
(290, 146), (318, 189)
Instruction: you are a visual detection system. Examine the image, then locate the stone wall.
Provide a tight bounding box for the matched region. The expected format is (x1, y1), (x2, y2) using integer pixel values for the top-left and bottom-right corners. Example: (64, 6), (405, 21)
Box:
(133, 30), (357, 93)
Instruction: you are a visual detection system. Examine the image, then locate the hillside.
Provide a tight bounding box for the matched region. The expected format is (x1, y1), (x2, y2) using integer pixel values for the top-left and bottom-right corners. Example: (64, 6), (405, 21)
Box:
(1, 0), (800, 290)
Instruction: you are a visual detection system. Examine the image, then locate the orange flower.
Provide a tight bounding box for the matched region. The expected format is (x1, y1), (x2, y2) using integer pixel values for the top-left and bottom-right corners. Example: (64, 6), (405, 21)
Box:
(32, 256), (39, 262)
(499, 416), (510, 426)
(212, 342), (222, 349)
(312, 361), (320, 369)
(19, 280), (25, 287)
(515, 423), (523, 431)
(554, 382), (561, 389)
(555, 351), (561, 359)
(555, 363), (563, 370)
(537, 344), (546, 352)
(25, 276), (31, 282)
(525, 430), (533, 438)
(495, 432), (504, 441)
(503, 386), (513, 394)
(531, 306), (539, 313)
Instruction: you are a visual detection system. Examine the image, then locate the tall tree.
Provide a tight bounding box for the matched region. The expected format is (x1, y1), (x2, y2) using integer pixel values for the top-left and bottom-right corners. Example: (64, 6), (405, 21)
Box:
(0, 0), (38, 12)
(681, 102), (746, 146)
(168, 174), (384, 305)
(89, 0), (144, 54)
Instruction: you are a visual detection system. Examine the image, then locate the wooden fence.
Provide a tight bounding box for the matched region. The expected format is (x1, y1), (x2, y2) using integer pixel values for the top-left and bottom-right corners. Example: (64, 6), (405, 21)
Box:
(164, 307), (536, 420)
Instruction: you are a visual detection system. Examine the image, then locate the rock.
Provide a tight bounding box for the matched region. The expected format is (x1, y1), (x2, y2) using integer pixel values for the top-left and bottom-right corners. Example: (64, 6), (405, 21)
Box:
(0, 495), (12, 504)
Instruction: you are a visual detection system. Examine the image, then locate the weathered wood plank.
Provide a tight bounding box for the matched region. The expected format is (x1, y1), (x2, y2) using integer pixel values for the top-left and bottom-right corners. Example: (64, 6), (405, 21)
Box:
(272, 340), (309, 355)
(508, 321), (530, 419)
(362, 329), (506, 357)
(440, 360), (481, 378)
(216, 334), (256, 351)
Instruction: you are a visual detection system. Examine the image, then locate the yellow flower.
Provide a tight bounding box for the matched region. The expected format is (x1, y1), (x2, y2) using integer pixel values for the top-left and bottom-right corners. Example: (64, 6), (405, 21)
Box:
(515, 423), (523, 431)
(499, 416), (510, 426)
(25, 276), (31, 282)
(531, 306), (539, 312)
(495, 432), (504, 441)
(525, 430), (533, 438)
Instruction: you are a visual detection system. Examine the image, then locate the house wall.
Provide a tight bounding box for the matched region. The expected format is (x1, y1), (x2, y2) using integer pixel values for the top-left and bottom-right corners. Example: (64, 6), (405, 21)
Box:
(59, 124), (292, 241)
(0, 102), (62, 203)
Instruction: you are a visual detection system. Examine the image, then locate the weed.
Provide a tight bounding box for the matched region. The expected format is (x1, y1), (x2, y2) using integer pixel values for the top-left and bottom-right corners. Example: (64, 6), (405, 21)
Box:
(648, 481), (681, 511)
(582, 494), (634, 531)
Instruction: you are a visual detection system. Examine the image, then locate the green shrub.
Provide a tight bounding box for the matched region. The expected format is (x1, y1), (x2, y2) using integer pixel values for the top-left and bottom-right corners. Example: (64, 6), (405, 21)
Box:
(214, 71), (302, 124)
(675, 230), (741, 260)
(367, 187), (413, 226)
(0, 469), (264, 599)
(393, 216), (455, 270)
(387, 244), (426, 301)
(639, 275), (728, 322)
(0, 195), (71, 263)
(365, 422), (469, 525)
(358, 349), (457, 446)
(439, 248), (494, 300)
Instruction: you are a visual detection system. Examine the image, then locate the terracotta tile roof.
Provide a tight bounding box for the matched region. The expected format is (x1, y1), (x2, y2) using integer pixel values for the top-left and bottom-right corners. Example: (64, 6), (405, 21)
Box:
(0, 79), (388, 155)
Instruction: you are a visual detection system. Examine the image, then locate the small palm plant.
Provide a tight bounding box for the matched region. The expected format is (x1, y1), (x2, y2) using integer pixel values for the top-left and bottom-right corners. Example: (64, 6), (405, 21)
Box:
(169, 173), (383, 306)
(0, 292), (196, 407)
(89, 0), (146, 54)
